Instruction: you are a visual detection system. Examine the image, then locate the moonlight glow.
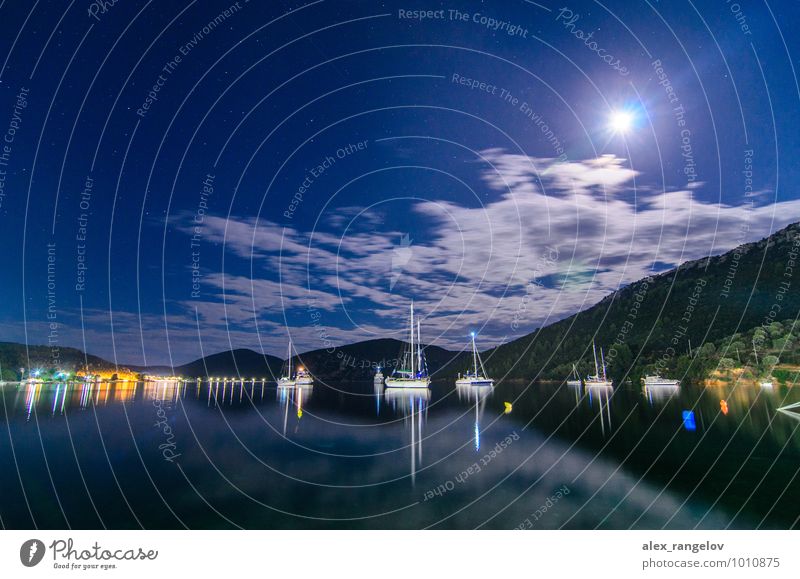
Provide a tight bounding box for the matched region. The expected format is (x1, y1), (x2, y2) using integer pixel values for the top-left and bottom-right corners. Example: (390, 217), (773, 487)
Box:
(609, 110), (634, 134)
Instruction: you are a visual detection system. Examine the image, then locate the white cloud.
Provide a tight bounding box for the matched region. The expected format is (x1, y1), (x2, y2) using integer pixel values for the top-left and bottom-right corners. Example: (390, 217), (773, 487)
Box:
(169, 151), (799, 357)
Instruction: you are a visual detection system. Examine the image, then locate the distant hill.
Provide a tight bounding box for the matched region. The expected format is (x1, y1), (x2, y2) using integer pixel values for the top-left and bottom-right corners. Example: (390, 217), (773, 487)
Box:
(0, 341), (118, 380)
(176, 348), (284, 379)
(484, 222), (800, 383)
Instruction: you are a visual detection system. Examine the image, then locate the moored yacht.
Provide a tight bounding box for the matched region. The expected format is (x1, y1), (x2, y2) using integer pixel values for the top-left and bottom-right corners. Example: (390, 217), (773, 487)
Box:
(455, 332), (494, 387)
(374, 367), (384, 384)
(277, 340), (296, 387)
(585, 340), (613, 387)
(643, 374), (680, 387)
(566, 364), (582, 387)
(295, 366), (314, 385)
(385, 302), (431, 388)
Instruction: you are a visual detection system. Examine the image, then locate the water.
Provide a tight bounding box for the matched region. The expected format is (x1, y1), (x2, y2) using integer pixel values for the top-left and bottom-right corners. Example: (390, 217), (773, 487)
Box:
(1, 379), (799, 529)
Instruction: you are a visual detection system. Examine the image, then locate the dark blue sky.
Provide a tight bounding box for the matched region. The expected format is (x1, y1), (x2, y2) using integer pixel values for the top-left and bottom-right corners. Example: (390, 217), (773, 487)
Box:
(0, 0), (798, 366)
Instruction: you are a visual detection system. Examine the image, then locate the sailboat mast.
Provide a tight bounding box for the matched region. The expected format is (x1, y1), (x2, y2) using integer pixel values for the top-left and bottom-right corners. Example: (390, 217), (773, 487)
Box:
(479, 342), (489, 379)
(417, 319), (422, 378)
(410, 302), (415, 377)
(288, 340), (292, 377)
(600, 348), (607, 381)
(592, 340), (600, 377)
(472, 334), (478, 376)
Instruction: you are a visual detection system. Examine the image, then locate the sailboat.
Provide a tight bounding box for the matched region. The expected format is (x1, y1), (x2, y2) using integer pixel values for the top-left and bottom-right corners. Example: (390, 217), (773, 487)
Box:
(585, 340), (613, 387)
(566, 364), (582, 387)
(385, 302), (431, 388)
(278, 340), (296, 387)
(455, 332), (494, 387)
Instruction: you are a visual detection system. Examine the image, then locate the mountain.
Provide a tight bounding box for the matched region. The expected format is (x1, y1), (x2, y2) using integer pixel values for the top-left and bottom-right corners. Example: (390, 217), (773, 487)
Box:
(176, 349), (284, 379)
(484, 222), (800, 383)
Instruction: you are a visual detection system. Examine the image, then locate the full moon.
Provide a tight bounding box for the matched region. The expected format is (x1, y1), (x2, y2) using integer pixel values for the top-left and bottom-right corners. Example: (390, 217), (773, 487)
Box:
(609, 110), (634, 134)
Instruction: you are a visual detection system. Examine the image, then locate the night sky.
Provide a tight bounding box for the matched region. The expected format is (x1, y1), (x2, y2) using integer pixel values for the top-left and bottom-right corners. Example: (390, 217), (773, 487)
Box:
(0, 0), (798, 366)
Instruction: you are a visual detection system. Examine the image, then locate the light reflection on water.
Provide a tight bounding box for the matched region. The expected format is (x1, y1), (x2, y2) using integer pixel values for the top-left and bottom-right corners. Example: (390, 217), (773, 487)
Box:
(1, 378), (799, 529)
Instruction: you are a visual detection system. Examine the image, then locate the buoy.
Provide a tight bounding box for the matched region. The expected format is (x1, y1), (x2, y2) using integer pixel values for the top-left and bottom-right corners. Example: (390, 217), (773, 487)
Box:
(720, 400), (729, 415)
(504, 402), (512, 414)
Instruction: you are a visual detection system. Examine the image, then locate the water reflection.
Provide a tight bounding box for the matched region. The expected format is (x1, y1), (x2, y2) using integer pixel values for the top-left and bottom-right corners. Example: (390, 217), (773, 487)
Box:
(586, 383), (613, 436)
(384, 387), (429, 484)
(373, 380), (383, 415)
(277, 383), (313, 436)
(3, 377), (800, 529)
(17, 381), (144, 419)
(206, 378), (268, 407)
(567, 381), (582, 406)
(456, 383), (492, 451)
(777, 401), (800, 423)
(643, 384), (680, 405)
(7, 378), (800, 449)
(143, 380), (186, 403)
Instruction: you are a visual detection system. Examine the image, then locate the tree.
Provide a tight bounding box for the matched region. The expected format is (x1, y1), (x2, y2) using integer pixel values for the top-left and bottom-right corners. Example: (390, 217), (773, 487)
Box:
(773, 337), (792, 351)
(607, 343), (633, 384)
(768, 322), (784, 337)
(699, 342), (716, 357)
(728, 340), (746, 353)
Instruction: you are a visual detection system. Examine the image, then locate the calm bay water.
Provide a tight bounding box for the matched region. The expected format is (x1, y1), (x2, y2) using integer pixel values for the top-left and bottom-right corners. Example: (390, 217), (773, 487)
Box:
(1, 379), (799, 529)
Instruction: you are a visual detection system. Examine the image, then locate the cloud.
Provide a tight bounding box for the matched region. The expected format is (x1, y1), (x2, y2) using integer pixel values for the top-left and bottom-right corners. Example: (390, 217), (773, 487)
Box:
(167, 151), (800, 358)
(479, 149), (639, 195)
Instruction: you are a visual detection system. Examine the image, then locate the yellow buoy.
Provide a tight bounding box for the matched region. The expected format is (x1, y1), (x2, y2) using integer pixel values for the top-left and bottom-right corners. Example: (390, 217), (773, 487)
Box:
(504, 402), (512, 414)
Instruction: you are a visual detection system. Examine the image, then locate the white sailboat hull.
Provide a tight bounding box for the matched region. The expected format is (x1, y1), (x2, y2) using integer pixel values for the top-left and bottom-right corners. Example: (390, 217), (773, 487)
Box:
(384, 386), (431, 405)
(643, 375), (679, 387)
(385, 377), (431, 388)
(585, 379), (613, 388)
(644, 379), (680, 386)
(455, 377), (494, 387)
(277, 378), (296, 387)
(566, 379), (582, 387)
(296, 376), (314, 385)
